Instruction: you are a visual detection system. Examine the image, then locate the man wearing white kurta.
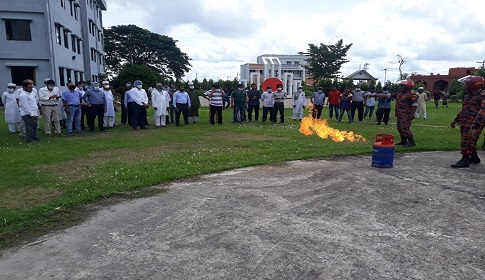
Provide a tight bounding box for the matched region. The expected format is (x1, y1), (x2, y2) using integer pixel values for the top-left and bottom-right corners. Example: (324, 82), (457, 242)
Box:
(17, 79), (40, 139)
(415, 87), (428, 119)
(38, 79), (62, 135)
(129, 80), (149, 130)
(1, 83), (21, 133)
(292, 86), (306, 121)
(101, 81), (116, 128)
(18, 80), (40, 142)
(151, 83), (171, 127)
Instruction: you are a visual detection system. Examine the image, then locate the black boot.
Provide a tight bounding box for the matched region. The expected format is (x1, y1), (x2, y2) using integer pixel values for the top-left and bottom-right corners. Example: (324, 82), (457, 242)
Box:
(395, 137), (407, 145)
(470, 152), (481, 164)
(404, 137), (416, 147)
(451, 155), (470, 168)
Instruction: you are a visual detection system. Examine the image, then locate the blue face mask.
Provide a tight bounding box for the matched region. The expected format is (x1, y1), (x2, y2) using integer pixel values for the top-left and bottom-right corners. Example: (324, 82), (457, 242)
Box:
(93, 86), (99, 90)
(7, 88), (14, 93)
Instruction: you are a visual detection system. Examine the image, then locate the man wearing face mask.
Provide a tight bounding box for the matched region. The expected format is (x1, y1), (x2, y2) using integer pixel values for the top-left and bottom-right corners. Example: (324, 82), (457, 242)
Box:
(128, 80), (149, 130)
(375, 87), (392, 125)
(273, 84), (286, 123)
(18, 80), (40, 142)
(116, 81), (132, 125)
(261, 86), (274, 122)
(187, 81), (201, 123)
(173, 85), (191, 127)
(101, 81), (116, 128)
(231, 83), (248, 123)
(292, 86), (306, 121)
(1, 83), (21, 133)
(38, 79), (62, 136)
(311, 87), (326, 119)
(246, 83), (261, 122)
(83, 82), (107, 132)
(76, 81), (89, 131)
(151, 83), (170, 127)
(62, 82), (83, 135)
(351, 86), (365, 121)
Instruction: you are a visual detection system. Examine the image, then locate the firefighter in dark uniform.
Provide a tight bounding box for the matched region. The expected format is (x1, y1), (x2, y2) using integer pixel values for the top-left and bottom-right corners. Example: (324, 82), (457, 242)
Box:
(394, 80), (419, 147)
(451, 75), (485, 168)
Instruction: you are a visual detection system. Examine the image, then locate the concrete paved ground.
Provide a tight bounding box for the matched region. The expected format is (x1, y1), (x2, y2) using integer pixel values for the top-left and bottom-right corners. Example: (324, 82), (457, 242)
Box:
(1, 151), (484, 280)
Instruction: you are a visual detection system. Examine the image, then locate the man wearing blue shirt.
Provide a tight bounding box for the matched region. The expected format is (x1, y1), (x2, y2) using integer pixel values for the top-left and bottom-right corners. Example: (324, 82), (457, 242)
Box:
(173, 85), (191, 127)
(311, 87), (326, 119)
(82, 81), (107, 132)
(62, 82), (83, 135)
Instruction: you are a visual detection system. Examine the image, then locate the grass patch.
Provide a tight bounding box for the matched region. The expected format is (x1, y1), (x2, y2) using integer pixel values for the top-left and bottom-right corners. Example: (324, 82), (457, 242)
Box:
(0, 103), (465, 249)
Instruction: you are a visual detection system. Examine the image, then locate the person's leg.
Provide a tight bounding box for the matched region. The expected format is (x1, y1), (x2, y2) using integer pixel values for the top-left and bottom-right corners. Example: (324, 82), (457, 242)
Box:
(140, 106), (147, 128)
(42, 106), (52, 135)
(369, 106), (375, 119)
(351, 104), (356, 120)
(66, 110), (74, 134)
(262, 107), (268, 122)
(383, 108), (391, 124)
(209, 105), (216, 124)
(73, 107), (81, 132)
(170, 105), (175, 124)
(182, 105), (189, 125)
(376, 108), (383, 124)
(233, 107), (238, 123)
(7, 123), (16, 133)
(316, 105), (323, 119)
(364, 106), (369, 119)
(254, 104), (260, 121)
(279, 104), (284, 122)
(175, 107), (181, 126)
(347, 109), (352, 122)
(97, 106), (105, 131)
(358, 103), (364, 121)
(247, 105), (253, 121)
(217, 106), (223, 124)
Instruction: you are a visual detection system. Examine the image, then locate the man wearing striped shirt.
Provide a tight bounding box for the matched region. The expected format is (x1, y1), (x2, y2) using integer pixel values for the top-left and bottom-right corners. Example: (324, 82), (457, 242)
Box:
(208, 85), (226, 125)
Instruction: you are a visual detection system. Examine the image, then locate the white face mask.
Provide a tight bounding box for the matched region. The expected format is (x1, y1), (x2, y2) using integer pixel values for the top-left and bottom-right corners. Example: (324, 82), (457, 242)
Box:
(47, 85), (54, 90)
(104, 85), (110, 89)
(137, 85), (143, 89)
(7, 88), (14, 93)
(238, 87), (243, 91)
(277, 88), (283, 91)
(189, 86), (194, 89)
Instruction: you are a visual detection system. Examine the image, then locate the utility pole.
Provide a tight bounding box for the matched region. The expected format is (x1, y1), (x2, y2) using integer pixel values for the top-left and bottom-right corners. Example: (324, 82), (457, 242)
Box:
(476, 60), (485, 70)
(382, 68), (387, 83)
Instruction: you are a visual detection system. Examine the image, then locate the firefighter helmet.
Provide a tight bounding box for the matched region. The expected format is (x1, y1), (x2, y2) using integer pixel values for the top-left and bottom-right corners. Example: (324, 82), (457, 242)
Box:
(457, 75), (485, 90)
(397, 79), (414, 90)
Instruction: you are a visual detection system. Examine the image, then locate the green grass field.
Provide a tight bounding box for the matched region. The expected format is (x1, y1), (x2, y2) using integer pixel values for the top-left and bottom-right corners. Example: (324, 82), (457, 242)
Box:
(0, 102), (465, 249)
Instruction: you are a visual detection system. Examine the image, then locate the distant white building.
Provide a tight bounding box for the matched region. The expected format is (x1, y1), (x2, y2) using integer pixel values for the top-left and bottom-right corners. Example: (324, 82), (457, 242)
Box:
(0, 0), (107, 89)
(240, 54), (312, 95)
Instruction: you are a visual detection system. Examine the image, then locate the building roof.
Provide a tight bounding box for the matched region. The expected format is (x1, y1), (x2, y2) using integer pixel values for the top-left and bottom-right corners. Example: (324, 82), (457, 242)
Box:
(345, 70), (377, 80)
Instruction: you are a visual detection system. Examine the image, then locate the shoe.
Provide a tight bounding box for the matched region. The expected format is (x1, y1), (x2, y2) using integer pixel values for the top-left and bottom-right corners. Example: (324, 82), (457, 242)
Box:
(404, 141), (416, 147)
(395, 139), (407, 145)
(451, 156), (470, 168)
(470, 152), (481, 164)
(68, 132), (75, 136)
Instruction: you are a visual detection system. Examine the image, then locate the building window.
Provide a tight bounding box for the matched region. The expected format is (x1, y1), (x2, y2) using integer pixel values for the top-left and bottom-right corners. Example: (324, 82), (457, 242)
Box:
(55, 25), (62, 45)
(63, 29), (69, 48)
(80, 72), (84, 82)
(74, 5), (79, 20)
(59, 67), (65, 86)
(71, 35), (76, 52)
(294, 61), (300, 65)
(60, 0), (65, 8)
(5, 19), (32, 41)
(66, 69), (72, 83)
(70, 0), (74, 16)
(286, 61), (292, 64)
(76, 39), (81, 54)
(10, 66), (36, 86)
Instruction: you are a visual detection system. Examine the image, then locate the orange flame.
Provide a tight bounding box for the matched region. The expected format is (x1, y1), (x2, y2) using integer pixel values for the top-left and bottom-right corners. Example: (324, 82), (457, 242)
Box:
(299, 105), (366, 142)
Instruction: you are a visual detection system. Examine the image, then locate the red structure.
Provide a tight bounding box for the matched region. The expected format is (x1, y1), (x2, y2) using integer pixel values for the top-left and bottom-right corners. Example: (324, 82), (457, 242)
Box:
(410, 67), (476, 91)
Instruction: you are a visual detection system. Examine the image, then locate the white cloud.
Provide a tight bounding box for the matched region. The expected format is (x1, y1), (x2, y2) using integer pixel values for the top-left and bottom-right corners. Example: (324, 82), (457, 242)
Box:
(103, 0), (485, 83)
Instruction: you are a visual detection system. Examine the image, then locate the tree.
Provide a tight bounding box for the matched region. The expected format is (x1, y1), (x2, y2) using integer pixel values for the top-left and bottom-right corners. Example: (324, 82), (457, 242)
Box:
(104, 25), (191, 79)
(396, 55), (409, 80)
(113, 65), (167, 89)
(299, 39), (353, 83)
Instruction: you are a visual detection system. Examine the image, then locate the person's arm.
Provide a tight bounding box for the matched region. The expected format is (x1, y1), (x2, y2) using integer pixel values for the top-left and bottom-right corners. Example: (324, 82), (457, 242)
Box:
(1, 93), (6, 106)
(187, 93), (191, 108)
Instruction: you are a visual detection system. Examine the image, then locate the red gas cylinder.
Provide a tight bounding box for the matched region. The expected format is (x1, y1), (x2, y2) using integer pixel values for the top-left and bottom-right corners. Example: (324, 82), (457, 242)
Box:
(371, 134), (395, 168)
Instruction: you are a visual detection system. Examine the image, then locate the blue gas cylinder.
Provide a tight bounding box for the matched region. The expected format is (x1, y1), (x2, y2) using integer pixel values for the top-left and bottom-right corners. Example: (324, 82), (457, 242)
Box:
(371, 134), (395, 168)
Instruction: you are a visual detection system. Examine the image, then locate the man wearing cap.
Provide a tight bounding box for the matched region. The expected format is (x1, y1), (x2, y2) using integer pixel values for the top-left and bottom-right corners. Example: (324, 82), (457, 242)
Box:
(18, 80), (40, 142)
(292, 86), (306, 121)
(151, 83), (170, 127)
(83, 81), (107, 132)
(415, 87), (428, 119)
(2, 83), (21, 133)
(260, 86), (274, 122)
(128, 80), (149, 130)
(231, 84), (248, 123)
(62, 82), (83, 135)
(311, 87), (326, 119)
(246, 83), (261, 122)
(101, 81), (116, 128)
(116, 81), (132, 125)
(38, 79), (62, 136)
(173, 85), (191, 127)
(187, 81), (201, 123)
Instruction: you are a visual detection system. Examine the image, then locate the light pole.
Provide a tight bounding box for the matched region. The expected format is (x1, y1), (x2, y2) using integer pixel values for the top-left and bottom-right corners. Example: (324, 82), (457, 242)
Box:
(476, 60), (485, 70)
(382, 68), (388, 83)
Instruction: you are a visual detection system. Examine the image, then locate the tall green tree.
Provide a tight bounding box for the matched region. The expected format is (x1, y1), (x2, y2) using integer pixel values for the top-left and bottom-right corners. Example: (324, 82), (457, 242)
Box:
(104, 25), (191, 79)
(299, 39), (353, 83)
(113, 65), (167, 89)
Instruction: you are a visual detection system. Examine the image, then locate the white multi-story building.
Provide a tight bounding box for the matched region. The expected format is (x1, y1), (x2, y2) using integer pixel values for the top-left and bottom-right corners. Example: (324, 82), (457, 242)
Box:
(0, 0), (107, 89)
(240, 54), (312, 95)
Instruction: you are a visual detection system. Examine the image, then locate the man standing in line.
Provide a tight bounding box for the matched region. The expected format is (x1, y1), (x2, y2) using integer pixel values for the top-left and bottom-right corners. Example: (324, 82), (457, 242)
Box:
(273, 84), (286, 123)
(326, 86), (340, 120)
(292, 86), (306, 121)
(101, 81), (116, 128)
(116, 81), (132, 125)
(363, 87), (376, 120)
(260, 86), (274, 122)
(351, 86), (365, 121)
(450, 75), (485, 168)
(208, 84), (225, 125)
(231, 83), (248, 123)
(246, 83), (261, 122)
(128, 80), (149, 130)
(1, 83), (21, 133)
(433, 89), (441, 108)
(187, 81), (201, 123)
(17, 79), (40, 139)
(17, 80), (40, 142)
(441, 87), (450, 107)
(62, 82), (83, 135)
(151, 83), (170, 127)
(375, 87), (392, 125)
(311, 87), (326, 119)
(173, 85), (191, 127)
(415, 87), (428, 119)
(76, 81), (89, 131)
(83, 81), (107, 132)
(38, 79), (62, 136)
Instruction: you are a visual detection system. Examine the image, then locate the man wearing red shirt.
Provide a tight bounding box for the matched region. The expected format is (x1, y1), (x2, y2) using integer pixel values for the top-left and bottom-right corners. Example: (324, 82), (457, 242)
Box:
(326, 86), (341, 120)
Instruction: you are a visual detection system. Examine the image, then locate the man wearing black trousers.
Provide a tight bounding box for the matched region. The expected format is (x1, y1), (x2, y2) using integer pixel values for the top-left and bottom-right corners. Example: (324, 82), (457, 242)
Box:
(82, 82), (107, 132)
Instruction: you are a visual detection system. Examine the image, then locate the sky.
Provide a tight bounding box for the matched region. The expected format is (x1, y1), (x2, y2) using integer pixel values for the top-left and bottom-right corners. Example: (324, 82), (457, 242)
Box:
(102, 0), (485, 83)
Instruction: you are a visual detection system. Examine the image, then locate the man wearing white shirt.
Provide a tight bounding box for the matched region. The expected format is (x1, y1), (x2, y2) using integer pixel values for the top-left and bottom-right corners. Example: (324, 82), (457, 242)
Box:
(18, 80), (40, 142)
(101, 81), (116, 128)
(38, 79), (62, 136)
(151, 83), (171, 127)
(128, 80), (149, 130)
